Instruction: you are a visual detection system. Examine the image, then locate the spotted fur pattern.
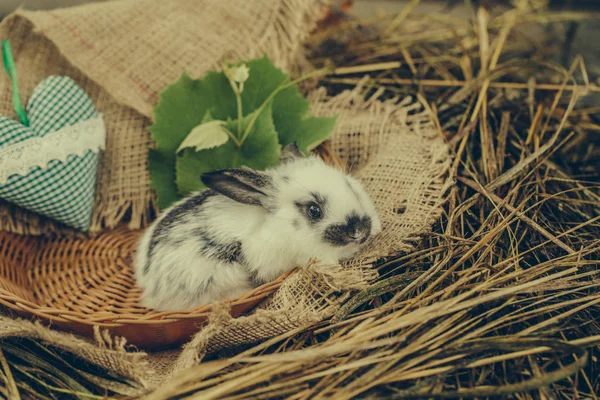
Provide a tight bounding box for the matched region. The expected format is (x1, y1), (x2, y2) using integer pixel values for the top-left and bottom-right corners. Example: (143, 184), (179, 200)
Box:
(134, 143), (382, 311)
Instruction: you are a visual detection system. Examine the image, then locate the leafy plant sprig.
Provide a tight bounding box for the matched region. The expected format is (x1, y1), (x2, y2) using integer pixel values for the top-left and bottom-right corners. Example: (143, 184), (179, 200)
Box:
(148, 56), (337, 209)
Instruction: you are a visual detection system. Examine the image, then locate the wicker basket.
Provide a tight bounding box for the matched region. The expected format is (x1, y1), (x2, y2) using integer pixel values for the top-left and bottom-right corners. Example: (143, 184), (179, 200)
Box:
(0, 144), (343, 349)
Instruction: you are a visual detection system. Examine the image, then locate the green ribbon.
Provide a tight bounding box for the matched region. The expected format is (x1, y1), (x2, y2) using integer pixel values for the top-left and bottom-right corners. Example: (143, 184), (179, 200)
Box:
(2, 39), (29, 126)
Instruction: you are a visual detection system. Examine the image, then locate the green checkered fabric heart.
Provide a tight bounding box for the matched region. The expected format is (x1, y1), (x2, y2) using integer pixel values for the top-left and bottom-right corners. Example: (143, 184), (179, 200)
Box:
(0, 75), (106, 231)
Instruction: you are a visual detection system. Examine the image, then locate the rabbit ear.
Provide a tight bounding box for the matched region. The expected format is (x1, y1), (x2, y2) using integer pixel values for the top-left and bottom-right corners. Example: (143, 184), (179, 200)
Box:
(201, 166), (273, 206)
(280, 142), (305, 164)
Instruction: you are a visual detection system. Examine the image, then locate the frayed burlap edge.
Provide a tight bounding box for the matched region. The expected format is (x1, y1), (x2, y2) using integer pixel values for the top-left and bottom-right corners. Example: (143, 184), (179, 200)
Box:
(0, 316), (151, 393)
(310, 78), (454, 262)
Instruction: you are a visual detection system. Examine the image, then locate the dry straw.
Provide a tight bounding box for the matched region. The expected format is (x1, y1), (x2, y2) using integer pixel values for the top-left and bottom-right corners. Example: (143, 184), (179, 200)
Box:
(1, 0), (600, 399)
(145, 2), (600, 399)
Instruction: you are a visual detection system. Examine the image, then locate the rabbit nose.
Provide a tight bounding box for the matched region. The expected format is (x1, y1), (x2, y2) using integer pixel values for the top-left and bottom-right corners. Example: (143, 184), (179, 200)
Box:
(349, 228), (370, 244)
(345, 214), (373, 244)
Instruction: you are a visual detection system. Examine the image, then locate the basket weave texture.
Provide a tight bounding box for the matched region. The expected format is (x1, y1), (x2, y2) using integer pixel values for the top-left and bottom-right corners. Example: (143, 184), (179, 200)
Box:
(0, 227), (290, 348)
(0, 146), (340, 349)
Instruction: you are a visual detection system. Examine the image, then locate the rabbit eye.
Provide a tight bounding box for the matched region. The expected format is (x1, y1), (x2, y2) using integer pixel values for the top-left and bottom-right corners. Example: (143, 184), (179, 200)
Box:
(307, 203), (322, 220)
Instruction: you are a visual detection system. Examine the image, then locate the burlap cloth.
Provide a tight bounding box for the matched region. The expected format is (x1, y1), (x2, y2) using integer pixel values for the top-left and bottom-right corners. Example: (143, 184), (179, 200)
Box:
(0, 0), (321, 235)
(0, 0), (452, 393)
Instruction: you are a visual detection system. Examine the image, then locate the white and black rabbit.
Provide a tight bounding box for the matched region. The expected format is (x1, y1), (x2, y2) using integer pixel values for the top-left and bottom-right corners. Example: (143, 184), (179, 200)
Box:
(134, 143), (382, 311)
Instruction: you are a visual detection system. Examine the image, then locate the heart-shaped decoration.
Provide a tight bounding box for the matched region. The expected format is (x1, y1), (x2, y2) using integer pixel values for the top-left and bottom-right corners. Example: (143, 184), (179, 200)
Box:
(0, 75), (106, 231)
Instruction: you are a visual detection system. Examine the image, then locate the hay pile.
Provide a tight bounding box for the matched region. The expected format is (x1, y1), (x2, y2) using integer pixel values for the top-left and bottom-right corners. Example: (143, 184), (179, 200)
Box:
(2, 1), (600, 398)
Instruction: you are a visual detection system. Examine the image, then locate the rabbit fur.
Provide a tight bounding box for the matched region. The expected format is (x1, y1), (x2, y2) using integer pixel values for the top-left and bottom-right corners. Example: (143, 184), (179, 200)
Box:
(134, 143), (381, 311)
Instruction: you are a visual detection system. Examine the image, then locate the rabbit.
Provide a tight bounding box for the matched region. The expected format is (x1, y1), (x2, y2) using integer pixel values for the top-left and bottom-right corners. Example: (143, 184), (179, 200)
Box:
(134, 142), (382, 311)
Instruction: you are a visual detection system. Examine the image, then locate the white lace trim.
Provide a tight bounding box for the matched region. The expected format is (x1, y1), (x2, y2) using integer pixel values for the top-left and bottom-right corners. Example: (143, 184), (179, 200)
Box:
(0, 114), (106, 185)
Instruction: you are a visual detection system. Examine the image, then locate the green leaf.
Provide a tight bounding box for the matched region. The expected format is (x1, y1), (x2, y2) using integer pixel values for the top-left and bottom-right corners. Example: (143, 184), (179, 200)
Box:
(176, 102), (280, 196)
(240, 56), (289, 111)
(177, 120), (231, 153)
(148, 72), (236, 157)
(148, 149), (179, 209)
(148, 55), (337, 209)
(241, 56), (335, 154)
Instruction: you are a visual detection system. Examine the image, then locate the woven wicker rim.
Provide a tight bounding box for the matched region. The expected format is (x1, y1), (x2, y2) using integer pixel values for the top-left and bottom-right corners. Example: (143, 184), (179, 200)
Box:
(0, 144), (343, 331)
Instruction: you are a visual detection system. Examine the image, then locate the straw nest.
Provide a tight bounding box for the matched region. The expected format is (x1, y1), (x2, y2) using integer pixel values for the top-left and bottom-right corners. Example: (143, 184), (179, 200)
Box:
(1, 1), (599, 399)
